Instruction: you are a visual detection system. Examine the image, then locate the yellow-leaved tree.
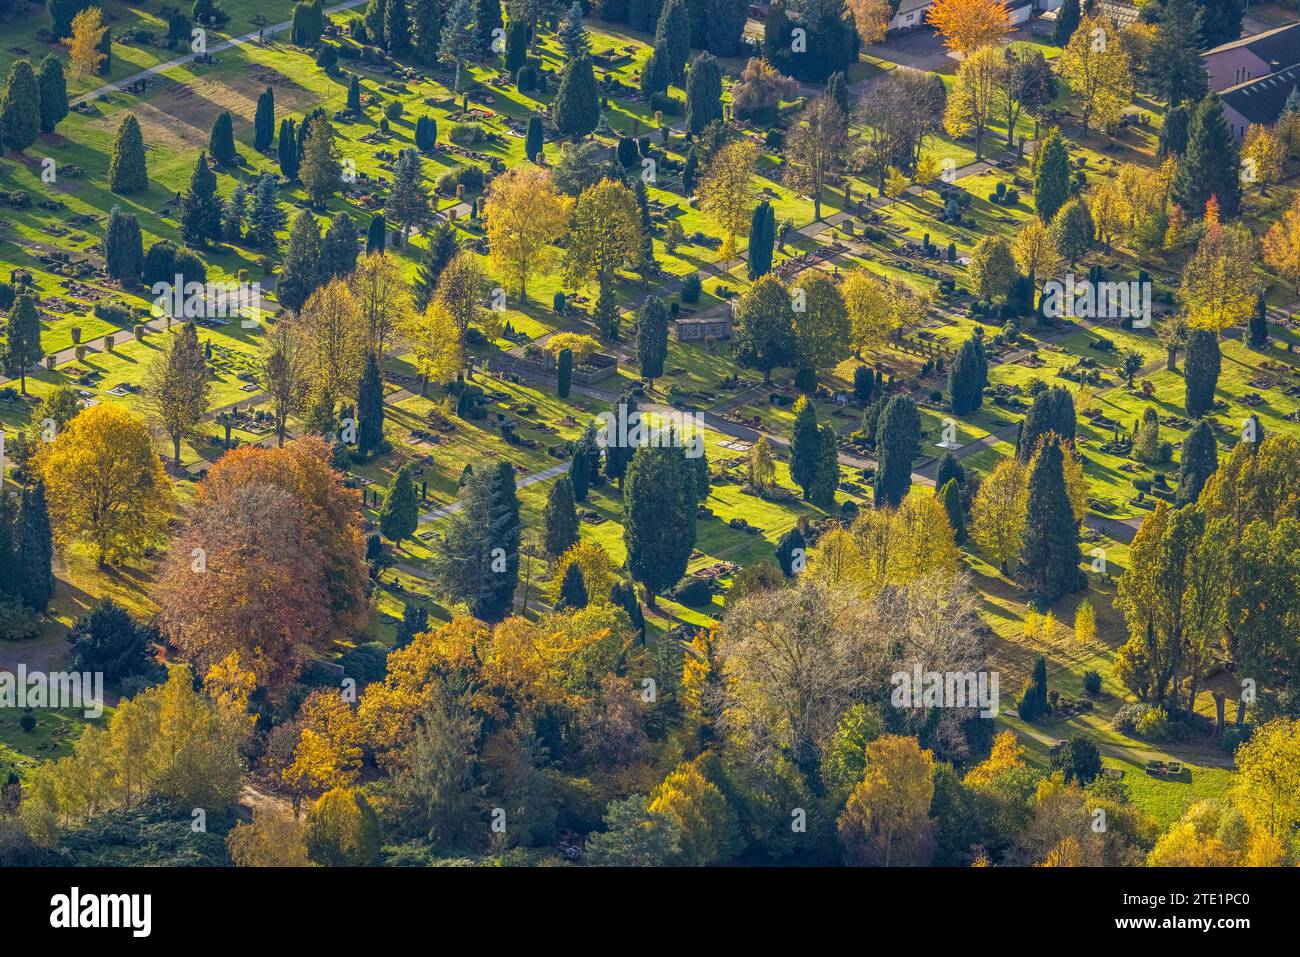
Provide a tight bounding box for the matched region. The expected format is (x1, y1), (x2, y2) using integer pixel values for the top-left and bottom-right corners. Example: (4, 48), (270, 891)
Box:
(35, 401), (173, 565)
(970, 454), (1029, 574)
(926, 0), (1012, 55)
(837, 734), (936, 866)
(402, 299), (464, 393)
(65, 7), (107, 80)
(1059, 15), (1132, 133)
(697, 137), (760, 260)
(484, 164), (574, 303)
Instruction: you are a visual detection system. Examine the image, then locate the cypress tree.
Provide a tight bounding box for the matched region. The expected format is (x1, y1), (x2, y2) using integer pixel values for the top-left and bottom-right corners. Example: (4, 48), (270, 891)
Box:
(365, 0), (389, 46)
(682, 148), (698, 194)
(108, 114), (148, 193)
(556, 348), (572, 395)
(636, 296), (669, 388)
(1184, 328), (1221, 418)
(356, 351), (385, 458)
(543, 476), (580, 557)
(610, 579), (646, 641)
(1249, 291), (1268, 349)
(1019, 655), (1050, 721)
(254, 86), (275, 151)
(1053, 0), (1080, 47)
(180, 152), (223, 246)
(935, 452), (965, 493)
(948, 335), (985, 415)
(685, 53), (723, 133)
(569, 422), (599, 501)
(386, 0), (412, 50)
(0, 59), (39, 153)
(874, 396), (920, 508)
(525, 114), (543, 162)
(1019, 440), (1083, 606)
(553, 55), (600, 140)
(366, 212), (386, 253)
(747, 200), (775, 279)
(277, 209), (322, 312)
(37, 55), (67, 135)
(412, 223), (458, 307)
(1, 292), (42, 393)
(1176, 419), (1217, 506)
(1173, 94), (1241, 218)
(433, 463), (517, 621)
(17, 480), (53, 611)
(1017, 386), (1076, 460)
(655, 0), (691, 82)
(485, 459), (522, 618)
(1033, 127), (1071, 224)
(827, 71), (849, 121)
(775, 526), (805, 577)
(348, 75), (363, 113)
(940, 478), (965, 545)
(380, 462), (420, 540)
(412, 0), (445, 65)
(557, 560), (589, 610)
(809, 423), (839, 509)
(278, 118), (300, 178)
(209, 111), (237, 165)
(105, 207), (144, 285)
(504, 19), (528, 72)
(622, 444), (697, 607)
(604, 392), (639, 488)
(789, 396), (819, 500)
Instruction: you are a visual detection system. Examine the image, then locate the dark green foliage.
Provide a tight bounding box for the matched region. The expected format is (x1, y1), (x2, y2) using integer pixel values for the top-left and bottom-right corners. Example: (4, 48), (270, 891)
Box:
(1184, 328), (1221, 418)
(291, 0), (326, 46)
(685, 53), (723, 133)
(348, 74), (363, 113)
(1019, 655), (1049, 721)
(789, 398), (819, 500)
(1033, 127), (1071, 224)
(775, 527), (806, 577)
(1050, 734), (1102, 785)
(809, 423), (839, 509)
(247, 174), (286, 250)
(17, 481), (52, 611)
(747, 200), (775, 279)
(1017, 386), (1076, 460)
(276, 209), (322, 311)
(682, 148), (698, 195)
(1158, 104), (1190, 159)
(386, 0), (412, 50)
(340, 642), (390, 687)
(948, 335), (987, 416)
(209, 111), (237, 165)
(654, 0), (690, 81)
(0, 59), (39, 152)
(356, 351), (385, 458)
(474, 0), (502, 52)
(433, 461), (520, 621)
(704, 0), (746, 57)
(380, 462), (420, 541)
(553, 55), (600, 139)
(623, 445), (697, 604)
(853, 364), (874, 403)
(1195, 0), (1243, 48)
(37, 55), (67, 134)
(557, 560), (589, 610)
(1, 292), (41, 392)
(415, 114), (438, 150)
(367, 212), (387, 254)
(142, 240), (207, 287)
(1053, 0), (1079, 46)
(180, 152), (223, 246)
(1176, 419), (1217, 506)
(874, 396), (920, 508)
(610, 580), (646, 640)
(940, 478), (965, 545)
(1019, 440), (1083, 606)
(569, 422), (599, 501)
(48, 0), (87, 40)
(109, 115), (148, 193)
(254, 86), (275, 150)
(395, 602), (430, 648)
(366, 0), (389, 47)
(504, 19), (528, 72)
(278, 117), (300, 178)
(524, 114), (543, 162)
(1173, 94), (1240, 218)
(636, 296), (669, 382)
(1149, 0), (1206, 107)
(69, 599), (157, 683)
(58, 798), (233, 867)
(543, 476), (580, 557)
(1249, 292), (1268, 350)
(935, 452), (965, 494)
(319, 213), (360, 280)
(104, 207), (144, 285)
(559, 2), (590, 61)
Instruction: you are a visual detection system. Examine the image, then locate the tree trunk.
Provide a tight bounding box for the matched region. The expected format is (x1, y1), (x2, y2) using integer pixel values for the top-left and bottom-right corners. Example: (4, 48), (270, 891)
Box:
(1166, 346), (1178, 371)
(1213, 692), (1226, 736)
(644, 586), (657, 610)
(172, 435), (181, 466)
(1235, 695), (1248, 725)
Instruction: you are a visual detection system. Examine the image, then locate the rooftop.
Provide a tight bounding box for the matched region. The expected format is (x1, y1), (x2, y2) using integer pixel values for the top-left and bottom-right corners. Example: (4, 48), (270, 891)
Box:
(1221, 66), (1300, 125)
(1204, 22), (1300, 71)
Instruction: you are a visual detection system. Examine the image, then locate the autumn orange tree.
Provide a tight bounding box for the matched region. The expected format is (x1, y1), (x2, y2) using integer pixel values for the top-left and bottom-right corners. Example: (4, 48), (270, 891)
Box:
(926, 0), (1012, 55)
